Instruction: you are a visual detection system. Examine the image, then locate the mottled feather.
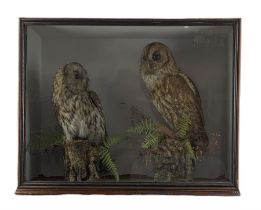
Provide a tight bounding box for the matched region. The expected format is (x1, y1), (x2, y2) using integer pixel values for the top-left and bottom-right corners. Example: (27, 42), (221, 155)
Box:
(52, 62), (106, 144)
(140, 42), (208, 154)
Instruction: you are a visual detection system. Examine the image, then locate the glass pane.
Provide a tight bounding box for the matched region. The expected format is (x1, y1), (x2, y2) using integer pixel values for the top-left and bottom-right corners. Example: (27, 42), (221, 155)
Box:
(24, 25), (234, 184)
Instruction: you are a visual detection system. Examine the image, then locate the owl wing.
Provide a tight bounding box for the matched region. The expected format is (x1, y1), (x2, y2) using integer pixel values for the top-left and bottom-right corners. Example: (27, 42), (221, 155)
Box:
(89, 91), (103, 114)
(89, 90), (107, 130)
(152, 73), (204, 128)
(88, 90), (107, 141)
(152, 73), (209, 153)
(178, 72), (205, 125)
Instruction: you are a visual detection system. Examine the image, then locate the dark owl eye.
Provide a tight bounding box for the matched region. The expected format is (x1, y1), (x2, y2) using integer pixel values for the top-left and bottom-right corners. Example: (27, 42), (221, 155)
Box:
(152, 51), (161, 61)
(74, 72), (80, 79)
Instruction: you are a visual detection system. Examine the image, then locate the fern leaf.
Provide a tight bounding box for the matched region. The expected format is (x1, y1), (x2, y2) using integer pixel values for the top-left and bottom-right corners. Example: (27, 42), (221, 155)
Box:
(128, 119), (152, 135)
(100, 146), (119, 181)
(142, 131), (159, 149)
(184, 139), (196, 160)
(102, 135), (125, 149)
(27, 129), (63, 151)
(100, 134), (126, 182)
(128, 119), (160, 149)
(178, 114), (191, 139)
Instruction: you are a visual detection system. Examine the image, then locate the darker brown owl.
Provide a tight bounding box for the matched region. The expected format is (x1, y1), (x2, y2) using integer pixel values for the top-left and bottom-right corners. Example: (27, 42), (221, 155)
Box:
(52, 62), (106, 144)
(140, 42), (208, 157)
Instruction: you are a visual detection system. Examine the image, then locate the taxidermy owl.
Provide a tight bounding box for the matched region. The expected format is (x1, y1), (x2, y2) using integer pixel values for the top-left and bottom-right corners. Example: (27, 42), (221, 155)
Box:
(140, 42), (208, 158)
(52, 62), (106, 144)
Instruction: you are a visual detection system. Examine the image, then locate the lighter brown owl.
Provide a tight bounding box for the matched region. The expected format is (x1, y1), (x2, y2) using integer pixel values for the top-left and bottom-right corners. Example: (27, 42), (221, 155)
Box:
(140, 42), (208, 156)
(52, 62), (106, 144)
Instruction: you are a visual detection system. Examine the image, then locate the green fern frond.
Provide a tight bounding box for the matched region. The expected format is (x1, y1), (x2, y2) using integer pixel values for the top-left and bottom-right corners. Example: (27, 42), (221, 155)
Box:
(128, 119), (152, 134)
(100, 146), (119, 182)
(102, 135), (124, 149)
(184, 139), (196, 160)
(178, 114), (191, 139)
(27, 128), (63, 151)
(177, 114), (195, 160)
(100, 134), (126, 182)
(128, 119), (160, 149)
(142, 131), (159, 149)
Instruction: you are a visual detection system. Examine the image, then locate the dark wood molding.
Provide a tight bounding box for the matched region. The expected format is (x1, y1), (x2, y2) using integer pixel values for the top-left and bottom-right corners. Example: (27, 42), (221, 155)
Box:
(17, 18), (241, 196)
(19, 17), (240, 26)
(16, 185), (240, 195)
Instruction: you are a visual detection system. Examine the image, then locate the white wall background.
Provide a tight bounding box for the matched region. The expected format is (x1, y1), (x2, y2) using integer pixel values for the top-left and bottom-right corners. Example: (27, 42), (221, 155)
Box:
(0, 0), (260, 210)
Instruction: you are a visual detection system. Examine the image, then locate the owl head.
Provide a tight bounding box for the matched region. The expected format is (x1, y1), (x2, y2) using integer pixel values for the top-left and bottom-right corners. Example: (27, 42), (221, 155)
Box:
(140, 42), (177, 75)
(63, 62), (89, 94)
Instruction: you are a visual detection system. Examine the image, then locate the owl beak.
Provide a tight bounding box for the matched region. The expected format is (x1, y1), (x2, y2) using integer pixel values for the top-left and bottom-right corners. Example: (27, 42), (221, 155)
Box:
(149, 61), (159, 73)
(83, 78), (89, 88)
(148, 61), (154, 69)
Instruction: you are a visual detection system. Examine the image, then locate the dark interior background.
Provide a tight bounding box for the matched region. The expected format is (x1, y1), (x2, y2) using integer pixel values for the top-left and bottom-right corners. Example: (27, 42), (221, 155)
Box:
(25, 25), (234, 182)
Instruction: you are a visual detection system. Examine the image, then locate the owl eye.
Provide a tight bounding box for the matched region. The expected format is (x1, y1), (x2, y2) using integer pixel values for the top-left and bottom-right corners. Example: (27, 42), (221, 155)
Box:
(152, 51), (161, 61)
(74, 72), (80, 79)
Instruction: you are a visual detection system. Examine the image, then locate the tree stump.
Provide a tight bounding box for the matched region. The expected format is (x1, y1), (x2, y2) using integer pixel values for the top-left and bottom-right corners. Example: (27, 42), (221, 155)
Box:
(64, 140), (100, 182)
(143, 137), (194, 182)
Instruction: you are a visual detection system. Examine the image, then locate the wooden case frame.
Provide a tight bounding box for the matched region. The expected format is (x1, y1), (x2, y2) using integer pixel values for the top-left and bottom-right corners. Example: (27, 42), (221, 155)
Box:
(16, 18), (240, 195)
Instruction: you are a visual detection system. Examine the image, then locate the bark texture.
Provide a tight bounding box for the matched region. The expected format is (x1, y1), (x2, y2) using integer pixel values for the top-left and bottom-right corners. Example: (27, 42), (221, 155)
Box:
(64, 140), (100, 182)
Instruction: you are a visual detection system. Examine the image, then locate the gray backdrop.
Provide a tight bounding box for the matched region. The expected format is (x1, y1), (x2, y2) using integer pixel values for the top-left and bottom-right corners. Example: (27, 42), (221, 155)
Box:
(25, 25), (234, 182)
